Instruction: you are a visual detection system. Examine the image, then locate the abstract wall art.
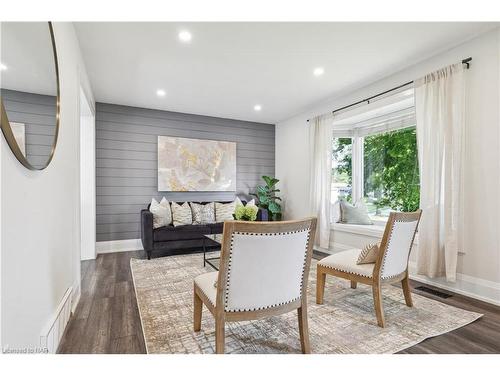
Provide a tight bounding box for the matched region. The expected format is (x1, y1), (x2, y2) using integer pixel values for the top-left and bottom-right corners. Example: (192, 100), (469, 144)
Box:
(158, 136), (236, 191)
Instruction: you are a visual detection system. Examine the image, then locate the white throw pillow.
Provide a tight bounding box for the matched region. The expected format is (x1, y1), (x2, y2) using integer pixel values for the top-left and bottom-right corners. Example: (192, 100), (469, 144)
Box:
(215, 200), (238, 222)
(246, 198), (256, 206)
(171, 202), (193, 227)
(331, 200), (341, 223)
(339, 199), (373, 225)
(190, 202), (216, 224)
(149, 197), (172, 229)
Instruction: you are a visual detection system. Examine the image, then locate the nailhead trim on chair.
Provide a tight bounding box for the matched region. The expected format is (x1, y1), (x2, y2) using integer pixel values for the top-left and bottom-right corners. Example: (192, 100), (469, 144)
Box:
(319, 262), (374, 278)
(223, 229), (311, 313)
(198, 285), (216, 308)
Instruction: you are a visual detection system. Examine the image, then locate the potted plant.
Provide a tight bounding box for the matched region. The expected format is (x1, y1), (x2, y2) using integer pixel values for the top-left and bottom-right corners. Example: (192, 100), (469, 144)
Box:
(251, 176), (282, 221)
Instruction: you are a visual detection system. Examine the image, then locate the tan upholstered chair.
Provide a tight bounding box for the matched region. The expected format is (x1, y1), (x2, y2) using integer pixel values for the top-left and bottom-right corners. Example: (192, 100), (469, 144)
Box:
(316, 210), (422, 327)
(193, 218), (317, 354)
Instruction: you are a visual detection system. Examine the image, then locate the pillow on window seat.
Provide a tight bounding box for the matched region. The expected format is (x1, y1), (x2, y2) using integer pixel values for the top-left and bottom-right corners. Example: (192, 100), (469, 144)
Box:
(339, 199), (373, 225)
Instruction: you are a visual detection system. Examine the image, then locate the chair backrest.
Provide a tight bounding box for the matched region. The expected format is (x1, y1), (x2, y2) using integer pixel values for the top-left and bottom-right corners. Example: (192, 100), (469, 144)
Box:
(375, 210), (422, 280)
(216, 218), (317, 313)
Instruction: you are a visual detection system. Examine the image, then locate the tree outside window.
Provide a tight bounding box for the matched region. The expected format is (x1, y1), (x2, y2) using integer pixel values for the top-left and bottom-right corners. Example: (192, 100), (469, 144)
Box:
(331, 137), (352, 203)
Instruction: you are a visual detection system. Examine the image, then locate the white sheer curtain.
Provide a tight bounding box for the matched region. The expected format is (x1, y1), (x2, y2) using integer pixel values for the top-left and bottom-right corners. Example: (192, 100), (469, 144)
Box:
(415, 63), (466, 282)
(309, 114), (333, 249)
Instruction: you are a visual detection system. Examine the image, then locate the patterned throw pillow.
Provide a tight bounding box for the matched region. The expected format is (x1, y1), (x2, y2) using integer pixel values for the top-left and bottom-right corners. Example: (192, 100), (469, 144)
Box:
(149, 197), (172, 229)
(356, 243), (380, 265)
(171, 202), (193, 227)
(190, 202), (215, 224)
(215, 200), (238, 222)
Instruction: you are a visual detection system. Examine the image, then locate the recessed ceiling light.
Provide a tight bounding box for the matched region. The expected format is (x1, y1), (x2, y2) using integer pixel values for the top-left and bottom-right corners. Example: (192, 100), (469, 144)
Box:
(178, 30), (192, 43)
(254, 104), (262, 112)
(156, 89), (166, 97)
(0, 63), (7, 71)
(313, 67), (325, 77)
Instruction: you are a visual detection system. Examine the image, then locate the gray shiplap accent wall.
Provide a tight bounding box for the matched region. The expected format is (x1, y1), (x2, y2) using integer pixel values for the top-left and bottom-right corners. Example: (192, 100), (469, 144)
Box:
(1, 89), (57, 169)
(96, 102), (275, 242)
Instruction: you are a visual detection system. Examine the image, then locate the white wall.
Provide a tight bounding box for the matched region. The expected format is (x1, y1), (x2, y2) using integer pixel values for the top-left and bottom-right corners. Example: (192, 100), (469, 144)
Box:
(276, 28), (500, 291)
(0, 22), (94, 349)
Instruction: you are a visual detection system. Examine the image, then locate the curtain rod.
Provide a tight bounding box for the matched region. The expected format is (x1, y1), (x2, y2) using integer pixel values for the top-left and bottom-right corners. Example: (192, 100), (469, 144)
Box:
(306, 57), (472, 123)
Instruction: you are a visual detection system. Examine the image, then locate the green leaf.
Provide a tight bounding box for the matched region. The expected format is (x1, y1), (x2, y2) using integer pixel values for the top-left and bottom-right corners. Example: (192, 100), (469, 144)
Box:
(268, 201), (282, 213)
(259, 195), (270, 205)
(262, 175), (272, 186)
(256, 185), (267, 194)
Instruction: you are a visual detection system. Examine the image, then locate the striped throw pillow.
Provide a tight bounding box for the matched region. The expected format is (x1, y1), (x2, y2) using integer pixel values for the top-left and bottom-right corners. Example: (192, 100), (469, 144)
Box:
(171, 202), (193, 227)
(215, 200), (239, 222)
(356, 243), (380, 265)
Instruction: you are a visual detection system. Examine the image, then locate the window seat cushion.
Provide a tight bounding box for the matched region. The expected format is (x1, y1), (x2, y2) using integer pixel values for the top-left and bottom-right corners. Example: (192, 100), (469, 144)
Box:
(332, 222), (386, 237)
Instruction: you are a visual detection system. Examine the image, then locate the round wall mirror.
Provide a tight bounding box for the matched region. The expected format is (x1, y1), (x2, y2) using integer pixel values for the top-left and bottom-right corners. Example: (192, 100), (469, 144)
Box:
(0, 22), (60, 170)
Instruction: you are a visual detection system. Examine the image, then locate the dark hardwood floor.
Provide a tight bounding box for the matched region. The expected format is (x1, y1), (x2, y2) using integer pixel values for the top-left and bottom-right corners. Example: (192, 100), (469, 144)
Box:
(58, 250), (500, 354)
(58, 251), (147, 354)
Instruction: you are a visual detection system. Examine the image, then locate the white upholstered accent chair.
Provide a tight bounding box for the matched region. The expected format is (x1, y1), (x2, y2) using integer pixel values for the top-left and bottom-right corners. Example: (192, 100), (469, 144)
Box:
(316, 210), (422, 328)
(193, 218), (317, 354)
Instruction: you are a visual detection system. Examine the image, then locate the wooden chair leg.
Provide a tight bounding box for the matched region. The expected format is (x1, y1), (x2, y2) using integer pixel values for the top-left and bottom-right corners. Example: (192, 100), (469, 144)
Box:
(401, 276), (413, 307)
(316, 268), (326, 304)
(297, 305), (311, 354)
(372, 283), (386, 328)
(215, 315), (225, 354)
(350, 281), (357, 289)
(193, 288), (203, 332)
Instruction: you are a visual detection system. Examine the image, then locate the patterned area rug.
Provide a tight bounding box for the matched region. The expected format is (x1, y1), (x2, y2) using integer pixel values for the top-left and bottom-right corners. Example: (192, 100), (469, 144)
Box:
(130, 253), (482, 354)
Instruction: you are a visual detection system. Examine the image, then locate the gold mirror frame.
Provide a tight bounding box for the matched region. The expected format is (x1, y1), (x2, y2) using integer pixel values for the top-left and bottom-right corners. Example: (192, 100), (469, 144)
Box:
(0, 22), (60, 171)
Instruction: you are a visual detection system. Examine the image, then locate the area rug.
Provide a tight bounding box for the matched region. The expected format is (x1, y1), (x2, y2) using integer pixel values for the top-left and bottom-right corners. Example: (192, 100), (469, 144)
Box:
(130, 253), (482, 354)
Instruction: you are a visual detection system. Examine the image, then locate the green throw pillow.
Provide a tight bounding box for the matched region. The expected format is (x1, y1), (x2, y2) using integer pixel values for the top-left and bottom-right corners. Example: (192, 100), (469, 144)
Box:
(339, 199), (373, 225)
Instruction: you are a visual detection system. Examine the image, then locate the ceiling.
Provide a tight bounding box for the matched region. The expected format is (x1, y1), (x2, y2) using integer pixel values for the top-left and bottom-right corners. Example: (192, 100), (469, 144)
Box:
(1, 22), (57, 96)
(74, 22), (497, 124)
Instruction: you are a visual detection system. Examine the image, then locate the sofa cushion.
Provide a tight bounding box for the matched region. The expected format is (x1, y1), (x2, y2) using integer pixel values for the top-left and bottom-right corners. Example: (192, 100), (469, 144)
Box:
(153, 224), (211, 242)
(208, 222), (224, 234)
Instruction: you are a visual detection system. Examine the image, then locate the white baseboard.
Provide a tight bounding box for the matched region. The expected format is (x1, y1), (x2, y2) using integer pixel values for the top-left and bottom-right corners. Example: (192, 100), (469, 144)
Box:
(40, 287), (73, 354)
(408, 261), (500, 307)
(71, 283), (81, 314)
(96, 238), (143, 254)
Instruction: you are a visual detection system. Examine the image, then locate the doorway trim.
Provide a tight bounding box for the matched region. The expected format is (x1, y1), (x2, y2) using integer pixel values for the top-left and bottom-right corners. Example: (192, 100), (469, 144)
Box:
(80, 87), (96, 261)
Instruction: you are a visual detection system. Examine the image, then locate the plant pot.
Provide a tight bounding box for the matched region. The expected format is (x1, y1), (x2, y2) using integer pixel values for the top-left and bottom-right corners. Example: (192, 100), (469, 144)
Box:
(257, 208), (269, 221)
(271, 212), (282, 221)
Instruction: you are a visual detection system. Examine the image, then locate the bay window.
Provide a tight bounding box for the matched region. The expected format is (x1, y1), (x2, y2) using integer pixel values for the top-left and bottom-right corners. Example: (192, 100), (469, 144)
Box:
(331, 89), (420, 223)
